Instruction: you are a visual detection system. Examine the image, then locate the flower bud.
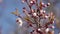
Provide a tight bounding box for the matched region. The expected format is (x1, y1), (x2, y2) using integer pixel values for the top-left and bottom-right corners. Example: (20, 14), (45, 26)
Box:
(49, 25), (55, 29)
(31, 9), (35, 13)
(52, 26), (55, 29)
(45, 5), (48, 7)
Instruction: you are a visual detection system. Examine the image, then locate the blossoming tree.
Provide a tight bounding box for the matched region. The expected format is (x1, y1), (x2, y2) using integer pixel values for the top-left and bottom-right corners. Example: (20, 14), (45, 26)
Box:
(11, 0), (56, 34)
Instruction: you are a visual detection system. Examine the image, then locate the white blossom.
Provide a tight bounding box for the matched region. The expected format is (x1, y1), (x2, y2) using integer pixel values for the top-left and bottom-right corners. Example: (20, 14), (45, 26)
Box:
(52, 26), (55, 29)
(38, 28), (41, 31)
(40, 10), (46, 14)
(42, 2), (44, 5)
(40, 10), (44, 13)
(43, 10), (46, 13)
(45, 15), (49, 18)
(47, 3), (50, 6)
(30, 1), (33, 4)
(45, 28), (50, 33)
(53, 21), (54, 24)
(33, 13), (37, 16)
(16, 18), (23, 26)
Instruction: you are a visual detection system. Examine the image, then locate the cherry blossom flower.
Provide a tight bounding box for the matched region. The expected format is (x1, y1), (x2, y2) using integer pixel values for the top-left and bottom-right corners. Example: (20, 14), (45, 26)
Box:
(42, 2), (44, 5)
(16, 18), (23, 26)
(38, 28), (41, 31)
(47, 3), (50, 6)
(32, 13), (37, 16)
(30, 1), (34, 4)
(45, 28), (50, 33)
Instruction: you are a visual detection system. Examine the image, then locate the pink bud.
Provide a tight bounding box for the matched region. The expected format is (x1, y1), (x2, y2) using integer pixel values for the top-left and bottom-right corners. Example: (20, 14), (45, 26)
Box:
(31, 9), (35, 13)
(52, 26), (55, 29)
(45, 5), (48, 7)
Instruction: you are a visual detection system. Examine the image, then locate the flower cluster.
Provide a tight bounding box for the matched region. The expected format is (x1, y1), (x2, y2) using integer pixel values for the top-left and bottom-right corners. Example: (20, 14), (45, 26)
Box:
(11, 0), (55, 34)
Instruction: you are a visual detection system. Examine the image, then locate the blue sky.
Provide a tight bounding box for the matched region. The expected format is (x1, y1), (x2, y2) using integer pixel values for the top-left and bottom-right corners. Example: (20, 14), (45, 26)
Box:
(0, 0), (60, 34)
(0, 0), (23, 34)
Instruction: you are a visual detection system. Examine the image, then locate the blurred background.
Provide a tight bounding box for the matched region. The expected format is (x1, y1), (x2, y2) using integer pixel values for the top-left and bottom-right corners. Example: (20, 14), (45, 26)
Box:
(0, 0), (60, 34)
